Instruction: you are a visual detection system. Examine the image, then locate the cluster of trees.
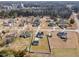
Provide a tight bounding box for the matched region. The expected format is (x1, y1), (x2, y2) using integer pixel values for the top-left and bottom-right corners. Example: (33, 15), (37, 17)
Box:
(71, 5), (79, 13)
(0, 6), (72, 19)
(0, 49), (27, 57)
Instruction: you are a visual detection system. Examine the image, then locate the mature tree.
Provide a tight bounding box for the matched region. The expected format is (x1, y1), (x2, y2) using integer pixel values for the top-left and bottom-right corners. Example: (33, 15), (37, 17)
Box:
(70, 19), (75, 24)
(9, 10), (18, 18)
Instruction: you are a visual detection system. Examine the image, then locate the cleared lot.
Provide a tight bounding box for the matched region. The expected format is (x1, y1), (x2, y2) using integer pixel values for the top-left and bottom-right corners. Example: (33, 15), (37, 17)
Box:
(49, 32), (79, 48)
(52, 48), (77, 57)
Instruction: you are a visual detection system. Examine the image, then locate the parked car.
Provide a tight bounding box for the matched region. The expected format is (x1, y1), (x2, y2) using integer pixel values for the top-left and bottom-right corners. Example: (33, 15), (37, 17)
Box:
(19, 31), (31, 38)
(57, 32), (67, 41)
(36, 32), (44, 38)
(59, 25), (67, 29)
(32, 40), (39, 46)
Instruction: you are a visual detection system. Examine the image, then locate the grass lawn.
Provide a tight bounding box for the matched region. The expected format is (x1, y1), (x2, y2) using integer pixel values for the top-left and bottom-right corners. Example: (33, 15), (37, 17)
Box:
(30, 37), (49, 52)
(31, 45), (48, 51)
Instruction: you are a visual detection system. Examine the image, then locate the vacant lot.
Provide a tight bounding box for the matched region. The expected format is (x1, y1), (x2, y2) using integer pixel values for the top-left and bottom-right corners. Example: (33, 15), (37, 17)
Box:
(52, 48), (77, 57)
(49, 32), (79, 49)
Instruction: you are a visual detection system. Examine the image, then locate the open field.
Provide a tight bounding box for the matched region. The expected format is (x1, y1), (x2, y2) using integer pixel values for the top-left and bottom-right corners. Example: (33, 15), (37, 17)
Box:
(52, 48), (77, 57)
(49, 32), (79, 48)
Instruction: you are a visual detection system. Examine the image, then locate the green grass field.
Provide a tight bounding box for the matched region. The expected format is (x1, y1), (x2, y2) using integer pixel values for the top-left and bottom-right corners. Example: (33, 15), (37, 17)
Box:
(30, 37), (49, 52)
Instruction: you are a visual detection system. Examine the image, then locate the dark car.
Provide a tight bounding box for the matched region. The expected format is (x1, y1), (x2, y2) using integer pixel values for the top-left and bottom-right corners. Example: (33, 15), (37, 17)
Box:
(59, 25), (67, 29)
(36, 32), (44, 38)
(20, 32), (31, 38)
(57, 32), (67, 41)
(32, 41), (39, 46)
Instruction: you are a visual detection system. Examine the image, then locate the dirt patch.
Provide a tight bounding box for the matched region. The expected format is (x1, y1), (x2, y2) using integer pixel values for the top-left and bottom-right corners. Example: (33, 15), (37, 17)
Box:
(52, 48), (77, 57)
(49, 32), (79, 49)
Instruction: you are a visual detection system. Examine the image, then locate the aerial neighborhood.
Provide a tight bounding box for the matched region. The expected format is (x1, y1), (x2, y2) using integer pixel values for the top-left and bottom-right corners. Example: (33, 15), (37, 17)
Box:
(0, 1), (79, 57)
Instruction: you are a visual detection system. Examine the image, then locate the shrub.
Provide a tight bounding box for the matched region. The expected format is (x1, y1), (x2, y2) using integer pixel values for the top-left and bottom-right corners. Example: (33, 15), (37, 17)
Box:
(70, 19), (75, 24)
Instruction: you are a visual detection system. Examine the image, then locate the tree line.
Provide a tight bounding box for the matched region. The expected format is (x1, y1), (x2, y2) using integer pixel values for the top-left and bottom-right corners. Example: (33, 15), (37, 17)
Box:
(0, 7), (72, 19)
